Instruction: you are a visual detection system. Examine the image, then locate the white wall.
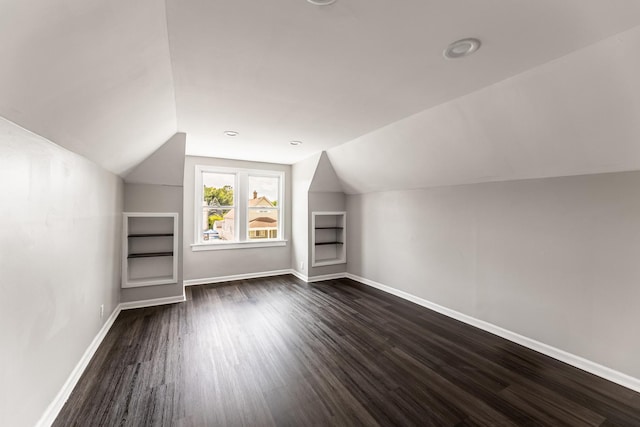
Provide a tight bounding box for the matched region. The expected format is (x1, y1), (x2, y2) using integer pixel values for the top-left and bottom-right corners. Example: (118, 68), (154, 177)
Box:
(307, 152), (347, 277)
(124, 133), (186, 187)
(183, 156), (292, 281)
(291, 153), (321, 277)
(0, 117), (123, 427)
(347, 170), (640, 379)
(291, 152), (347, 278)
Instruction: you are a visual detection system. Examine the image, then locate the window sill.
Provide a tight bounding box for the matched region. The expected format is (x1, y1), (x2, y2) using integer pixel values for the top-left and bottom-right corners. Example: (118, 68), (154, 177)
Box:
(191, 240), (288, 252)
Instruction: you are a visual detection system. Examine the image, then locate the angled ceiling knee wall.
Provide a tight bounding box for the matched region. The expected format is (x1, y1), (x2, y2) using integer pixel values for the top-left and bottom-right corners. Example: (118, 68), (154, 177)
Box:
(327, 24), (640, 195)
(303, 152), (347, 278)
(121, 132), (186, 303)
(124, 132), (186, 186)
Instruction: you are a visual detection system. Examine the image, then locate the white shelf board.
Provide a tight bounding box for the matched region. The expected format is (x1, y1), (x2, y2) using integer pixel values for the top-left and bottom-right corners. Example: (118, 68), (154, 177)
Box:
(313, 258), (347, 267)
(123, 275), (177, 288)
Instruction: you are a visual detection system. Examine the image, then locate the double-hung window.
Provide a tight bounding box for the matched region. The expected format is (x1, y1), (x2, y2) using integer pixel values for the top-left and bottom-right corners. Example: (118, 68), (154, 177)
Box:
(194, 165), (284, 249)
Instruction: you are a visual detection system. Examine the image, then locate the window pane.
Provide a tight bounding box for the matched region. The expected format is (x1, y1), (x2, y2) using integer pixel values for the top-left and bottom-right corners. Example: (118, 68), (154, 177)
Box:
(203, 172), (234, 207)
(248, 175), (279, 206)
(202, 172), (235, 242)
(196, 168), (283, 244)
(248, 207), (278, 240)
(202, 207), (235, 241)
(248, 175), (279, 240)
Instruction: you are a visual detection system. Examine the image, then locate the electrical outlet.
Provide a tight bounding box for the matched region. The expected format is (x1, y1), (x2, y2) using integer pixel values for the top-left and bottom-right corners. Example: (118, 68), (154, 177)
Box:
(100, 304), (104, 319)
(300, 262), (304, 270)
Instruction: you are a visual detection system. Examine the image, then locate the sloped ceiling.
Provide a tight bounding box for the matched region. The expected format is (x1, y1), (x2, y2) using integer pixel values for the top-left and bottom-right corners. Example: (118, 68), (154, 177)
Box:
(3, 0), (640, 182)
(327, 25), (640, 194)
(167, 0), (640, 165)
(0, 0), (177, 175)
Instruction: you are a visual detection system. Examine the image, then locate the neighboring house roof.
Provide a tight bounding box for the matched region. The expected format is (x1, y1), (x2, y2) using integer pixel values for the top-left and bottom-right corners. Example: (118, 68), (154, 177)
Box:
(249, 195), (274, 207)
(249, 217), (277, 229)
(222, 195), (276, 220)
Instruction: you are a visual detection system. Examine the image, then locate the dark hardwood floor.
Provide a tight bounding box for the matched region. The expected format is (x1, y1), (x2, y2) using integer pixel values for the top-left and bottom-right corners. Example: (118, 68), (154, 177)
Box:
(54, 275), (640, 426)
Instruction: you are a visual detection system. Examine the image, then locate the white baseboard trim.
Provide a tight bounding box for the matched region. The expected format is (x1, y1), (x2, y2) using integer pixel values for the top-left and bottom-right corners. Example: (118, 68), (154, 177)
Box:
(345, 273), (640, 393)
(306, 272), (348, 283)
(200, 269), (347, 284)
(37, 292), (188, 426)
(184, 269), (292, 286)
(38, 271), (640, 427)
(185, 269), (349, 286)
(289, 269), (308, 282)
(35, 304), (122, 427)
(120, 294), (186, 310)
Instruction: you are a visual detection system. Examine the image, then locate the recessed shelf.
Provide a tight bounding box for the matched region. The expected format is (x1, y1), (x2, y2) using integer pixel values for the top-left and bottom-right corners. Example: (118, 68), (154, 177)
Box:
(123, 212), (179, 288)
(126, 275), (175, 287)
(127, 251), (174, 259)
(312, 211), (346, 267)
(314, 258), (343, 265)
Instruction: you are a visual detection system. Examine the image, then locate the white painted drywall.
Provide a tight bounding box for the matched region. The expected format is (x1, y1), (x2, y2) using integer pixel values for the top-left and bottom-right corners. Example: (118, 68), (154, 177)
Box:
(0, 117), (123, 427)
(308, 152), (344, 193)
(307, 152), (347, 277)
(183, 156), (292, 281)
(124, 133), (186, 186)
(291, 153), (321, 277)
(347, 171), (640, 379)
(291, 152), (347, 278)
(329, 24), (640, 194)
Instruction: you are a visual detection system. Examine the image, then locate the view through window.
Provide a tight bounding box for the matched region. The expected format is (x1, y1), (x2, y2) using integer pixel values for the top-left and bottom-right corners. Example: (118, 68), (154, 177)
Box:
(202, 172), (235, 241)
(248, 175), (279, 240)
(199, 168), (282, 244)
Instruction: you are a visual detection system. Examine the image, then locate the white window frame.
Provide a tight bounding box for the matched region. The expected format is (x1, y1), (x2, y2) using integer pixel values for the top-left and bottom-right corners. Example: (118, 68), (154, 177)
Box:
(192, 165), (286, 251)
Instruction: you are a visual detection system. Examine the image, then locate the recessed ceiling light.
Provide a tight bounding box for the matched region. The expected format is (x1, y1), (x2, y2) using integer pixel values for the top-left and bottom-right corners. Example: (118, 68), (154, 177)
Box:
(307, 0), (337, 5)
(223, 130), (239, 137)
(290, 140), (303, 146)
(443, 38), (481, 59)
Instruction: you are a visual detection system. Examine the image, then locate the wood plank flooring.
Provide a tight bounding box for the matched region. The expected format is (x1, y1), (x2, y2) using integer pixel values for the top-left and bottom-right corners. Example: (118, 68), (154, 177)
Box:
(54, 275), (640, 426)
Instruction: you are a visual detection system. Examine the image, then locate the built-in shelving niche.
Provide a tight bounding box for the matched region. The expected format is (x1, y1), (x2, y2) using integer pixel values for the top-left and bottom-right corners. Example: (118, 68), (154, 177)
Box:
(122, 212), (178, 288)
(312, 211), (346, 267)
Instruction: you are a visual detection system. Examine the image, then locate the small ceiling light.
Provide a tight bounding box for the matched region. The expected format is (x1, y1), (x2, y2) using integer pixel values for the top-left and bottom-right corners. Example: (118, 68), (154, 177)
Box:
(224, 130), (239, 137)
(290, 140), (303, 146)
(443, 38), (481, 59)
(307, 0), (337, 5)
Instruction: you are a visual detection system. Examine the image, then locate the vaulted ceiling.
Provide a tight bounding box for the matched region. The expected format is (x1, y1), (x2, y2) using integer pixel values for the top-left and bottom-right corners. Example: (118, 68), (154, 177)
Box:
(2, 0), (640, 183)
